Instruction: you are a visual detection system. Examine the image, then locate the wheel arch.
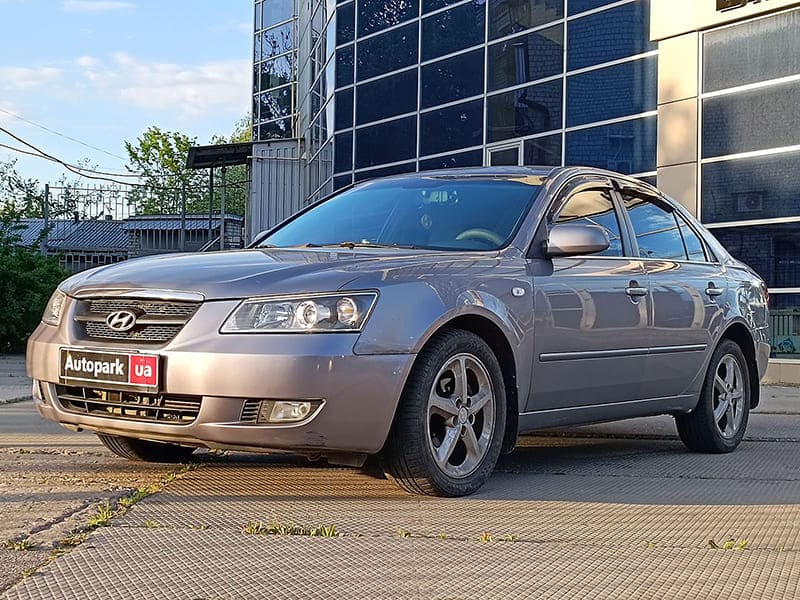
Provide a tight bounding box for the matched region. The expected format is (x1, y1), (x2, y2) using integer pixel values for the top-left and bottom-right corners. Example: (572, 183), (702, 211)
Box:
(416, 314), (520, 455)
(719, 321), (761, 409)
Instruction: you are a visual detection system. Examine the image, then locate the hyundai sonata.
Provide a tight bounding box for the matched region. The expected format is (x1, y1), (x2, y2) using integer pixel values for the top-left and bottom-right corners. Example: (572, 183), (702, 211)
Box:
(27, 167), (770, 496)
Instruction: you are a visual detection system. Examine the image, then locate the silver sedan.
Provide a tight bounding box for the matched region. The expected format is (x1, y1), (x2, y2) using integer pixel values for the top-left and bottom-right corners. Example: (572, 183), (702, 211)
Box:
(27, 167), (771, 496)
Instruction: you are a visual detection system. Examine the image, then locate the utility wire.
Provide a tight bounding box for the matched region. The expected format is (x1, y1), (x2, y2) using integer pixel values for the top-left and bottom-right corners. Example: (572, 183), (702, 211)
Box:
(0, 106), (128, 162)
(0, 142), (143, 178)
(0, 125), (251, 191)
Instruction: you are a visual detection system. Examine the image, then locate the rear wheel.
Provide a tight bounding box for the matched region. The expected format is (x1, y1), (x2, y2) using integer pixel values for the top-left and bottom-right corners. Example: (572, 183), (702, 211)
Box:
(381, 329), (506, 497)
(97, 434), (196, 463)
(675, 339), (750, 453)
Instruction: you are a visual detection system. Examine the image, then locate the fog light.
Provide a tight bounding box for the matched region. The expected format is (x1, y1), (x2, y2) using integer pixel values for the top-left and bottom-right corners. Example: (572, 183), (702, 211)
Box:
(256, 400), (322, 423)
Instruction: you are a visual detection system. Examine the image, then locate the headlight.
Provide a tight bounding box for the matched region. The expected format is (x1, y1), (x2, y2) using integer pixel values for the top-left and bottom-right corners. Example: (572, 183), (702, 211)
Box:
(42, 289), (66, 326)
(220, 292), (377, 333)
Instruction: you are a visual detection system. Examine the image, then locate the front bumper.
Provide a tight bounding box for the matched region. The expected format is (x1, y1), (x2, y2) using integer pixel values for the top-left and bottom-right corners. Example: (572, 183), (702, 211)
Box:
(27, 300), (415, 454)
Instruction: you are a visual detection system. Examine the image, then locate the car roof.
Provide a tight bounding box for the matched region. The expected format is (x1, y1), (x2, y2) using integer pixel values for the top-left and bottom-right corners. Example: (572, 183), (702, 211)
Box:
(375, 166), (558, 180)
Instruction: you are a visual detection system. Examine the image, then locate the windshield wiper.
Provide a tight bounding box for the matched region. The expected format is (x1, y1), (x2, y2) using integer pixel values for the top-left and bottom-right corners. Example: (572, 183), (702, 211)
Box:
(301, 241), (419, 250)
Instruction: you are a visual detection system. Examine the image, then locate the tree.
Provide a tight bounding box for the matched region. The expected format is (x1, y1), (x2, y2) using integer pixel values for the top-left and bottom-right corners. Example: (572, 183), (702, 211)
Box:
(124, 120), (251, 217)
(0, 202), (68, 352)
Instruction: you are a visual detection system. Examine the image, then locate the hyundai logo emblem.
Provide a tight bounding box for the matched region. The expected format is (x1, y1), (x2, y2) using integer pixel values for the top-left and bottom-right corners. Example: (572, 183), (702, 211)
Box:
(106, 310), (138, 332)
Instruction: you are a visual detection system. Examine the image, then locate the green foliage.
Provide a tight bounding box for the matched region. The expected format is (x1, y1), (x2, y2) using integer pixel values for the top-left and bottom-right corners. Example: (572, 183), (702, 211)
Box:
(0, 204), (68, 353)
(124, 119), (251, 217)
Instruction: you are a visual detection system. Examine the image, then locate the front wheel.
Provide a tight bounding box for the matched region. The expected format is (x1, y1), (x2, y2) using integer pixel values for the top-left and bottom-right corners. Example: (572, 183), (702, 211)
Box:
(381, 329), (506, 497)
(98, 434), (196, 463)
(675, 339), (751, 453)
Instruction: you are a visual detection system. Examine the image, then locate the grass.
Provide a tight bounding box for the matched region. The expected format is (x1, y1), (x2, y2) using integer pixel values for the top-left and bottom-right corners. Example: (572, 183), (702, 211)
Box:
(4, 539), (36, 551)
(709, 539), (749, 551)
(242, 520), (340, 538)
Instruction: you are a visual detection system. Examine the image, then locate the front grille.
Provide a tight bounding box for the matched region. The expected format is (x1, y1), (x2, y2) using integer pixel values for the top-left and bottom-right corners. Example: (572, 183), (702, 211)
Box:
(75, 298), (200, 344)
(240, 399), (262, 424)
(56, 385), (201, 424)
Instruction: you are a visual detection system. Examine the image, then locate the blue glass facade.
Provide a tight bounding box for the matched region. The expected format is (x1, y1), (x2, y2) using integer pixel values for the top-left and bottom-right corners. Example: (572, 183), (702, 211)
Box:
(254, 0), (658, 201)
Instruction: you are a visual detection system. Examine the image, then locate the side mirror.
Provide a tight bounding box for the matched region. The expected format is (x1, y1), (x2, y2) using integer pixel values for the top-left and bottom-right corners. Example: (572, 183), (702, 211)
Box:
(545, 223), (610, 258)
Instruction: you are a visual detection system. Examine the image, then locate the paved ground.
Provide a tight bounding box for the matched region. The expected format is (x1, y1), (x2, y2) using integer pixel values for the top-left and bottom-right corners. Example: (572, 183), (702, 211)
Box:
(0, 386), (798, 599)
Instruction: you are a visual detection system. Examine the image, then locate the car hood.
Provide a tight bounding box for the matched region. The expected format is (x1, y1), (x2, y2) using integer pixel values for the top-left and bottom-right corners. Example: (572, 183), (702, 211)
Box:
(59, 248), (468, 300)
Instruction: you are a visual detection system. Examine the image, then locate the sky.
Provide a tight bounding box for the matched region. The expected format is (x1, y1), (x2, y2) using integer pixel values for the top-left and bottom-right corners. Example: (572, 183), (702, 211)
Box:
(0, 0), (252, 184)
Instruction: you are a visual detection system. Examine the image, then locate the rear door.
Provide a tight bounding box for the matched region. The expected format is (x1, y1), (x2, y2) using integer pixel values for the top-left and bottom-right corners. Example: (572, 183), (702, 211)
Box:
(528, 177), (650, 411)
(616, 186), (726, 399)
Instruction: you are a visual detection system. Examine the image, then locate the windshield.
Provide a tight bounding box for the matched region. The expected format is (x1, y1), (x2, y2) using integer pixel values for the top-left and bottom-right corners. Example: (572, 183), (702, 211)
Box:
(260, 176), (545, 251)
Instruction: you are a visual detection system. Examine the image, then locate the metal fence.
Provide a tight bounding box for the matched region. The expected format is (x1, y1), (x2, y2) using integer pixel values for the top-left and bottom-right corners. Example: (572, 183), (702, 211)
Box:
(18, 181), (247, 273)
(771, 310), (800, 358)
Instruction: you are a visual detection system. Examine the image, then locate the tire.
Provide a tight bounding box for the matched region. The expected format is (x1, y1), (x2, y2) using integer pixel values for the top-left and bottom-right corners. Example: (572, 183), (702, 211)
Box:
(381, 329), (506, 497)
(97, 434), (196, 463)
(675, 339), (751, 453)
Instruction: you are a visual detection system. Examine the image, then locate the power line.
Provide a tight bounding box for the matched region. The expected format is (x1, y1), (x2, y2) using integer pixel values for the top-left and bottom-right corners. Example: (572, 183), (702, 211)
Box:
(0, 142), (143, 178)
(0, 106), (128, 162)
(0, 125), (251, 191)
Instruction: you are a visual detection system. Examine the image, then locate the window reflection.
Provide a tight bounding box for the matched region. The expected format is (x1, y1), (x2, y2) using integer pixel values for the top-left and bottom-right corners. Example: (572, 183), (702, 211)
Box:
(555, 190), (623, 257)
(358, 0), (418, 36)
(712, 223), (800, 289)
(487, 24), (563, 92)
(357, 23), (418, 80)
(623, 197), (687, 261)
(488, 0), (563, 40)
(261, 23), (293, 61)
(422, 1), (486, 61)
(420, 99), (484, 156)
(565, 116), (657, 174)
(523, 135), (561, 166)
(486, 78), (562, 143)
(421, 49), (484, 109)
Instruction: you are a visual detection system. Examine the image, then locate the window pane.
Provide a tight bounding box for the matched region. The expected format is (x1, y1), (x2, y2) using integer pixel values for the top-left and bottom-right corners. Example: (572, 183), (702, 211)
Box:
(490, 147), (519, 166)
(423, 0), (467, 13)
(336, 2), (354, 45)
(565, 115), (657, 174)
(259, 86), (293, 122)
(334, 131), (353, 172)
(486, 78), (562, 143)
(421, 49), (484, 109)
(420, 99), (484, 156)
(703, 9), (800, 93)
(259, 54), (294, 90)
(262, 0), (293, 27)
(487, 24), (563, 92)
(333, 173), (353, 190)
(488, 0), (564, 40)
(623, 197), (687, 260)
(259, 117), (293, 140)
(523, 134), (561, 166)
(355, 116), (417, 168)
(357, 23), (418, 80)
(702, 81), (800, 159)
(422, 1), (486, 61)
(335, 45), (354, 88)
(568, 0), (620, 16)
(358, 0), (419, 36)
(261, 23), (294, 60)
(354, 161), (417, 181)
(676, 214), (707, 262)
(567, 0), (654, 71)
(712, 223), (800, 289)
(770, 293), (800, 360)
(701, 151), (800, 224)
(335, 87), (353, 130)
(556, 190), (623, 257)
(420, 149), (483, 170)
(566, 56), (657, 128)
(356, 70), (418, 125)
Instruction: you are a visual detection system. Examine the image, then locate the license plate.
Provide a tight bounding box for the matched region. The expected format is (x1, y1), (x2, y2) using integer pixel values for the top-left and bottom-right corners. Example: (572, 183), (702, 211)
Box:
(59, 348), (160, 389)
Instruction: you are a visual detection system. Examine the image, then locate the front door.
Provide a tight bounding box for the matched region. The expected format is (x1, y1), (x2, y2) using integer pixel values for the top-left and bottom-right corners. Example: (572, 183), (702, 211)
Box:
(618, 189), (726, 399)
(527, 179), (650, 412)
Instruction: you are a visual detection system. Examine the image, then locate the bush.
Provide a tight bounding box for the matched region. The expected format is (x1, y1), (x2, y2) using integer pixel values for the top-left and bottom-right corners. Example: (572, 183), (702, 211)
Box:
(0, 205), (68, 353)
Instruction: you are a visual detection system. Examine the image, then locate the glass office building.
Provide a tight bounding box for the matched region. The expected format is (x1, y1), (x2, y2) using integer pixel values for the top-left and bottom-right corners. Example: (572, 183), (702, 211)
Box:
(251, 0), (800, 379)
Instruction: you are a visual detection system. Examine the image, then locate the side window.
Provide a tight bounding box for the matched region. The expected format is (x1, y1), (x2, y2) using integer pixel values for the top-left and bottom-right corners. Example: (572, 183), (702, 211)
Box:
(554, 189), (623, 257)
(676, 213), (708, 262)
(622, 195), (687, 260)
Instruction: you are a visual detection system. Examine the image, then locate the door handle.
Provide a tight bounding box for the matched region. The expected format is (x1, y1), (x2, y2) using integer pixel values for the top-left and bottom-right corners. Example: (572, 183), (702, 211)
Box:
(625, 284), (648, 297)
(706, 284), (724, 298)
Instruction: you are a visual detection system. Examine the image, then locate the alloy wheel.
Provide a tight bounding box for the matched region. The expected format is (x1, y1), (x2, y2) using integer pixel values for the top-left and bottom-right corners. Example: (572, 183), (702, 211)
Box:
(713, 353), (745, 439)
(426, 353), (495, 478)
